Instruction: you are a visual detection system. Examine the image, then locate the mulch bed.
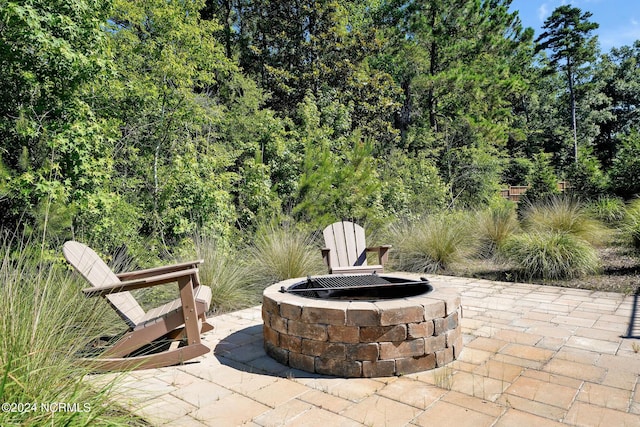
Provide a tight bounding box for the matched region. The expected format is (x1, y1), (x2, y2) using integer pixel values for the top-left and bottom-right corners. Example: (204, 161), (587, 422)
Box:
(452, 246), (640, 295)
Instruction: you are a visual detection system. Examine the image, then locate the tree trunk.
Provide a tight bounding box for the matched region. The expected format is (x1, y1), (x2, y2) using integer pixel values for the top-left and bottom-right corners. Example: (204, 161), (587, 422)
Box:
(223, 0), (233, 59)
(428, 7), (438, 133)
(396, 79), (411, 145)
(568, 57), (578, 162)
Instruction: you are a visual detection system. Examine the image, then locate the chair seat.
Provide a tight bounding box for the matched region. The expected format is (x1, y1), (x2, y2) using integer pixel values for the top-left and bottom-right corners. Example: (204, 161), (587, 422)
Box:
(137, 285), (211, 329)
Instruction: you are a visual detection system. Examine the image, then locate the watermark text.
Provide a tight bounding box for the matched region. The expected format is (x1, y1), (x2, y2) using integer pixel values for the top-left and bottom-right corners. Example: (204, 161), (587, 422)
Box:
(2, 402), (91, 413)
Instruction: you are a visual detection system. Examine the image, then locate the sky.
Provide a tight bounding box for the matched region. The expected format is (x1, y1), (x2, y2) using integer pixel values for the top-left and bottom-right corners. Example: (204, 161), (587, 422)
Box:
(509, 0), (640, 52)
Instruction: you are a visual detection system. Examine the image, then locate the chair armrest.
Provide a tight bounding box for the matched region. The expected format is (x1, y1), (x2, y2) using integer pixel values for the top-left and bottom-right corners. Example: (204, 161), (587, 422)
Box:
(116, 259), (204, 281)
(365, 245), (392, 266)
(83, 268), (200, 297)
(320, 248), (331, 269)
(365, 245), (392, 251)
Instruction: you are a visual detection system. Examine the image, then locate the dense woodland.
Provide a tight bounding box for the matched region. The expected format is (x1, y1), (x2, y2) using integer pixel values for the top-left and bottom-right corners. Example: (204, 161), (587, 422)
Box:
(1, 0), (640, 257)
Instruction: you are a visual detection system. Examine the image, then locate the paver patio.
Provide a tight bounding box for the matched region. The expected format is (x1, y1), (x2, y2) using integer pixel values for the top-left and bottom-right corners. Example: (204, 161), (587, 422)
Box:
(93, 275), (640, 426)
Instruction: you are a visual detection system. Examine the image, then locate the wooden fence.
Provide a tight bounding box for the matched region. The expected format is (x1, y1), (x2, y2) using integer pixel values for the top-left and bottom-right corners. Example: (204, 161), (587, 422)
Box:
(500, 181), (568, 203)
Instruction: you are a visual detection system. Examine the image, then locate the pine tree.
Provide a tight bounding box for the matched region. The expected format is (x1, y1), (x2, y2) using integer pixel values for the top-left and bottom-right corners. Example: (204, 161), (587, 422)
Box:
(525, 152), (560, 203)
(535, 5), (599, 163)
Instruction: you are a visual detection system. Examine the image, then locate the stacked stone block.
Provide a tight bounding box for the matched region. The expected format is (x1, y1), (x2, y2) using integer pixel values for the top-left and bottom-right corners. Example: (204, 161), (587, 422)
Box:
(262, 276), (463, 378)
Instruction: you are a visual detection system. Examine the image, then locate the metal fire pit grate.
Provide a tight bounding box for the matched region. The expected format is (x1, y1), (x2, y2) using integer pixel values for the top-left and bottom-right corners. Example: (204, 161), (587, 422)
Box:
(281, 274), (432, 300)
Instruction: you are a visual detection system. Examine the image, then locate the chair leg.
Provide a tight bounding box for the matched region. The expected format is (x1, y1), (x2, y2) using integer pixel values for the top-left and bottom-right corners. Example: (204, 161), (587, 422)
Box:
(200, 313), (214, 333)
(378, 247), (390, 268)
(82, 343), (210, 371)
(179, 275), (202, 347)
(105, 313), (183, 357)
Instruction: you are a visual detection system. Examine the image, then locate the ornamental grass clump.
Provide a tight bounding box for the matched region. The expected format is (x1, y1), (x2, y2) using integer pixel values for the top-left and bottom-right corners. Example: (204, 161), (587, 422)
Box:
(500, 231), (600, 280)
(623, 199), (640, 250)
(245, 224), (325, 285)
(475, 204), (520, 257)
(521, 195), (607, 246)
(0, 236), (137, 426)
(192, 234), (257, 314)
(585, 196), (627, 226)
(389, 212), (477, 273)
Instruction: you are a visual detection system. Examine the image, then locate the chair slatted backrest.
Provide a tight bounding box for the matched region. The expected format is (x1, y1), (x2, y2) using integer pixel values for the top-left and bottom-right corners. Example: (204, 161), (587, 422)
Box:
(63, 241), (145, 327)
(323, 221), (368, 268)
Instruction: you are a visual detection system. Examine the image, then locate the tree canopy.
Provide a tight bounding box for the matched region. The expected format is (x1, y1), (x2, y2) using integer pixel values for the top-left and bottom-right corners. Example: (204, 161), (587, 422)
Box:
(1, 0), (639, 256)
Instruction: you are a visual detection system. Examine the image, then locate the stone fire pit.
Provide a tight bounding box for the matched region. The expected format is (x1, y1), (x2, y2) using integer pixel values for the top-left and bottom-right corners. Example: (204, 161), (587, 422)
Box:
(262, 272), (463, 377)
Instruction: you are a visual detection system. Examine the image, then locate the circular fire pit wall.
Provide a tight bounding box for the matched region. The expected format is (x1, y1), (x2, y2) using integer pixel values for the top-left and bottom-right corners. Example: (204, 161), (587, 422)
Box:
(262, 273), (463, 377)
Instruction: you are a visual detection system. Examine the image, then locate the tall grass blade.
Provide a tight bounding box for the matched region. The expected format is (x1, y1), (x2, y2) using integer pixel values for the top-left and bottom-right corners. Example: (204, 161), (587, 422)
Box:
(0, 235), (136, 425)
(521, 195), (607, 246)
(501, 231), (600, 280)
(585, 196), (626, 226)
(246, 224), (325, 284)
(192, 234), (256, 314)
(475, 205), (519, 257)
(624, 199), (640, 249)
(388, 212), (477, 273)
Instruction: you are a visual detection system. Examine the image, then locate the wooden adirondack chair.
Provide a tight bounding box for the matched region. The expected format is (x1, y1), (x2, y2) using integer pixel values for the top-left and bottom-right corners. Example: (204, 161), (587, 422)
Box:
(321, 221), (391, 274)
(63, 241), (214, 371)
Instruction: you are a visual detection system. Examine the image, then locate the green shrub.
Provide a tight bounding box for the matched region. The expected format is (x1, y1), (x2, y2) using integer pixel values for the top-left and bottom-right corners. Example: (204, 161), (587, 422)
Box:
(245, 224), (325, 284)
(501, 231), (600, 280)
(475, 204), (520, 257)
(445, 145), (505, 208)
(236, 158), (282, 230)
(380, 150), (448, 218)
(565, 151), (608, 200)
(0, 237), (136, 426)
(502, 157), (533, 186)
(610, 130), (640, 199)
(521, 195), (607, 246)
(585, 196), (626, 226)
(388, 212), (477, 273)
(524, 152), (560, 203)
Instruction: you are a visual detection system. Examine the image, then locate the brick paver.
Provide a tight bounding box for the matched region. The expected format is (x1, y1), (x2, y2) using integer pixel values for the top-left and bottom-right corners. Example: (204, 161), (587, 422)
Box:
(413, 400), (499, 427)
(94, 275), (639, 426)
(340, 395), (423, 427)
(504, 376), (579, 409)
